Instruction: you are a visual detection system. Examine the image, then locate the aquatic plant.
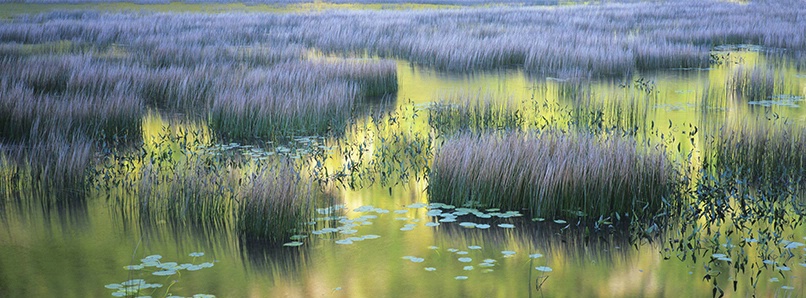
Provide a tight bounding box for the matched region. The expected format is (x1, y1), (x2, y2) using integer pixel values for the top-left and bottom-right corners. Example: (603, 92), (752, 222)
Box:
(707, 117), (806, 188)
(726, 66), (785, 102)
(105, 252), (216, 297)
(0, 73), (143, 143)
(208, 60), (396, 140)
(429, 131), (677, 218)
(236, 163), (327, 243)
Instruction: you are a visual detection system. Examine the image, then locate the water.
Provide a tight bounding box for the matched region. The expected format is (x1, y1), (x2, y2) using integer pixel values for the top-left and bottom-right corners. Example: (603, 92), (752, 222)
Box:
(2, 49), (806, 297)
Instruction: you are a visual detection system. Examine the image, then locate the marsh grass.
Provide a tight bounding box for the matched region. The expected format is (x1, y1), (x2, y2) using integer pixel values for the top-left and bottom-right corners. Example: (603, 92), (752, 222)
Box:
(726, 66), (786, 102)
(429, 131), (676, 218)
(428, 94), (522, 135)
(0, 135), (93, 209)
(236, 163), (328, 243)
(208, 59), (397, 141)
(707, 118), (806, 188)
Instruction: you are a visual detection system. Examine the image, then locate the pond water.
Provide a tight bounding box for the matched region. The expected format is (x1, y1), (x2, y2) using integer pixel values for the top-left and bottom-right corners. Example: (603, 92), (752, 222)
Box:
(1, 49), (806, 297)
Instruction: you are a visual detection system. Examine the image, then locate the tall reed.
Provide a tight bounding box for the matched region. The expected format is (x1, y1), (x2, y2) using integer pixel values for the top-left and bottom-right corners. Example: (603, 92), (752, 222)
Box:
(707, 118), (806, 187)
(0, 135), (94, 205)
(726, 66), (785, 102)
(208, 60), (397, 140)
(236, 163), (325, 243)
(429, 131), (676, 218)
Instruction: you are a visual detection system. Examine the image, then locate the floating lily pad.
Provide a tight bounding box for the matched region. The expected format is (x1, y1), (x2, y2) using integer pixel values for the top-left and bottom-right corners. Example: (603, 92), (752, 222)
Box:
(458, 257), (472, 263)
(407, 203), (427, 208)
(529, 253), (544, 259)
(456, 251), (469, 255)
(497, 224), (515, 229)
(459, 222), (477, 228)
(361, 234), (381, 240)
(283, 241), (304, 247)
(157, 262), (178, 269)
(535, 266), (553, 272)
(783, 241), (805, 249)
(105, 284), (123, 290)
(782, 286), (795, 290)
(777, 266), (791, 271)
(425, 222), (440, 227)
(189, 252), (205, 257)
(553, 219), (567, 224)
(394, 210), (408, 214)
(455, 276), (468, 280)
(335, 239), (354, 245)
(121, 279), (146, 286)
(468, 246), (482, 250)
(475, 224), (491, 229)
(501, 251), (516, 256)
(425, 267), (437, 271)
(153, 270), (177, 276)
(463, 266), (474, 271)
(124, 265), (145, 271)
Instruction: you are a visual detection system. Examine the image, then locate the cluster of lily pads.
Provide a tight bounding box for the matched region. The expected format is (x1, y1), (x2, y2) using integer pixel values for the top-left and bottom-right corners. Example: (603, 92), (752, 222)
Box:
(282, 202), (559, 282)
(403, 245), (552, 281)
(104, 252), (216, 297)
(198, 136), (330, 161)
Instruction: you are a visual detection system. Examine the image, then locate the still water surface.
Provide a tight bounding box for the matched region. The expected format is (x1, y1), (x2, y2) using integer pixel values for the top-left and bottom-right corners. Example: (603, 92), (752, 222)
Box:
(1, 49), (805, 297)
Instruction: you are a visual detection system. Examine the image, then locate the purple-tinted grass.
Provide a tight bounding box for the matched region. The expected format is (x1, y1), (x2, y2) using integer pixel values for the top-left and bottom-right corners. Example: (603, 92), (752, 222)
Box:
(208, 59), (397, 140)
(0, 67), (144, 142)
(1, 1), (803, 79)
(429, 131), (675, 218)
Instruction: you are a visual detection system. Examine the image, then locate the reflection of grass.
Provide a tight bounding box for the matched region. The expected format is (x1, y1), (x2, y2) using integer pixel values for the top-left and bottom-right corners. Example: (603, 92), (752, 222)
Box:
(429, 131), (675, 218)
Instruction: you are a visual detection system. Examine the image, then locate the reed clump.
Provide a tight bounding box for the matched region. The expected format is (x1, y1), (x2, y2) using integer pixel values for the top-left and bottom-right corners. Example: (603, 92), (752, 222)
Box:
(708, 119), (806, 187)
(208, 59), (397, 140)
(236, 164), (327, 243)
(0, 135), (94, 205)
(429, 131), (676, 218)
(726, 66), (784, 102)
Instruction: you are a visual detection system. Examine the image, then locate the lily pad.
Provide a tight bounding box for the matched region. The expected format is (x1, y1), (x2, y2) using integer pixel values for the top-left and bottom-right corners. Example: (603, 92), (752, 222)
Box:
(497, 223), (515, 229)
(189, 252), (205, 257)
(455, 276), (468, 280)
(283, 241), (304, 247)
(335, 239), (354, 245)
(425, 267), (437, 271)
(458, 257), (472, 263)
(529, 253), (544, 259)
(153, 270), (177, 276)
(535, 266), (553, 272)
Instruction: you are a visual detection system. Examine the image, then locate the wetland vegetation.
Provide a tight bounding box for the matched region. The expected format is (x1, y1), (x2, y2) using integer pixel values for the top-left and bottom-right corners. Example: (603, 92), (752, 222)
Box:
(1, 0), (806, 297)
